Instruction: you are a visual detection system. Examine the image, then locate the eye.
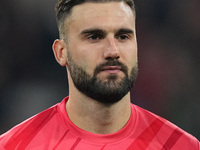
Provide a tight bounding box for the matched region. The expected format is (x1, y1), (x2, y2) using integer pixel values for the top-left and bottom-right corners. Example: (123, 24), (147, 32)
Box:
(87, 34), (103, 41)
(116, 34), (130, 41)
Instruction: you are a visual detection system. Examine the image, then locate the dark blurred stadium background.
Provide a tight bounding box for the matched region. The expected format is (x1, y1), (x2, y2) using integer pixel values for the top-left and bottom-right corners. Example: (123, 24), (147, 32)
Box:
(0, 0), (199, 139)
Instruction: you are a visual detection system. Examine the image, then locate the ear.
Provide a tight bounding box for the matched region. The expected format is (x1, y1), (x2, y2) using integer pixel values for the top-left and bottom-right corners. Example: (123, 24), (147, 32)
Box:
(52, 39), (68, 66)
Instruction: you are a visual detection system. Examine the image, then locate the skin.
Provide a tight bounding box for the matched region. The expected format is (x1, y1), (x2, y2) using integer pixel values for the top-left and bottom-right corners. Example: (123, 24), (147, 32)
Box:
(52, 1), (138, 134)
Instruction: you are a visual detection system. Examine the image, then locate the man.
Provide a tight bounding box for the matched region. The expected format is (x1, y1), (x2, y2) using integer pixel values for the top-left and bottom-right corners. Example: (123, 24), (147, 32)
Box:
(0, 0), (199, 149)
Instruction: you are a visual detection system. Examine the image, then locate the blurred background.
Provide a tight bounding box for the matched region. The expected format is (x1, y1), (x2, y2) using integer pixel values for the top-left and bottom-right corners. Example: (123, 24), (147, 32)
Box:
(0, 0), (199, 139)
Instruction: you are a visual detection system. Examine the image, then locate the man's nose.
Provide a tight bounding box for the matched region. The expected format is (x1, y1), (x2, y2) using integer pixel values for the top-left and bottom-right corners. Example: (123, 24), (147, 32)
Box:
(103, 37), (120, 60)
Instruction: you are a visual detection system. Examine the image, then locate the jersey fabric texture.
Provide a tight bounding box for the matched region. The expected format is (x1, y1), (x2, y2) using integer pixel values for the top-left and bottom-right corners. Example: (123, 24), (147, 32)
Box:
(0, 97), (199, 150)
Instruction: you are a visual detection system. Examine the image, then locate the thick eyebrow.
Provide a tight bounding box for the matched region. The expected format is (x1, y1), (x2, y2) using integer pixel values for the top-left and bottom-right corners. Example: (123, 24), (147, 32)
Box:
(80, 28), (134, 36)
(116, 28), (134, 35)
(80, 28), (106, 35)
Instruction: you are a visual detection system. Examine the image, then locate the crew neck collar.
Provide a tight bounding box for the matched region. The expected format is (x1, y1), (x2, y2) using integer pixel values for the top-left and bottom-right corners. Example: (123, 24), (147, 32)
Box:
(57, 97), (137, 144)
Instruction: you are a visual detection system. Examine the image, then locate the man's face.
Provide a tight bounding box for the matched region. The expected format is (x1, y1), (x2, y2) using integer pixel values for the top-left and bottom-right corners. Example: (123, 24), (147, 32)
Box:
(65, 2), (138, 104)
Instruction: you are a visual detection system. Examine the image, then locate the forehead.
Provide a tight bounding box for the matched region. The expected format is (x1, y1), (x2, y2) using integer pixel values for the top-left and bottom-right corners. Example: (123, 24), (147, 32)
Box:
(66, 2), (135, 31)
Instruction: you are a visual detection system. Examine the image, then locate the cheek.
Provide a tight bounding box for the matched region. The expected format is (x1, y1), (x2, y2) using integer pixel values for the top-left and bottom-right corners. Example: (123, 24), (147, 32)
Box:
(121, 46), (138, 75)
(121, 45), (137, 62)
(69, 47), (100, 74)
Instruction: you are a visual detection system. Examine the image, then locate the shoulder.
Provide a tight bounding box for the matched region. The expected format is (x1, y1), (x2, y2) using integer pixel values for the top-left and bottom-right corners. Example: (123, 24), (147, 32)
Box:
(0, 103), (58, 148)
(131, 104), (200, 149)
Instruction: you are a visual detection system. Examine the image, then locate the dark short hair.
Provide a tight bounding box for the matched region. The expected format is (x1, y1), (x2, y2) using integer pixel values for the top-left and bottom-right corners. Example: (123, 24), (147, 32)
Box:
(55, 0), (136, 38)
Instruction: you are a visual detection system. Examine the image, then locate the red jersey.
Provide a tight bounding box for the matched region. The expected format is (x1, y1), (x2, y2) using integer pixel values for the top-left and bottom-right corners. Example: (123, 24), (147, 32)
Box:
(0, 97), (199, 150)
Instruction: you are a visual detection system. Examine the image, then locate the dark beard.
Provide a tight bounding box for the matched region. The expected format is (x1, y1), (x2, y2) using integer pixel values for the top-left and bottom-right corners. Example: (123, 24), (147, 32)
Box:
(67, 52), (138, 105)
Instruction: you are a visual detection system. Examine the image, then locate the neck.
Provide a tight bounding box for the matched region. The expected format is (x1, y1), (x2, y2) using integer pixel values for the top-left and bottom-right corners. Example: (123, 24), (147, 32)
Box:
(66, 85), (131, 134)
